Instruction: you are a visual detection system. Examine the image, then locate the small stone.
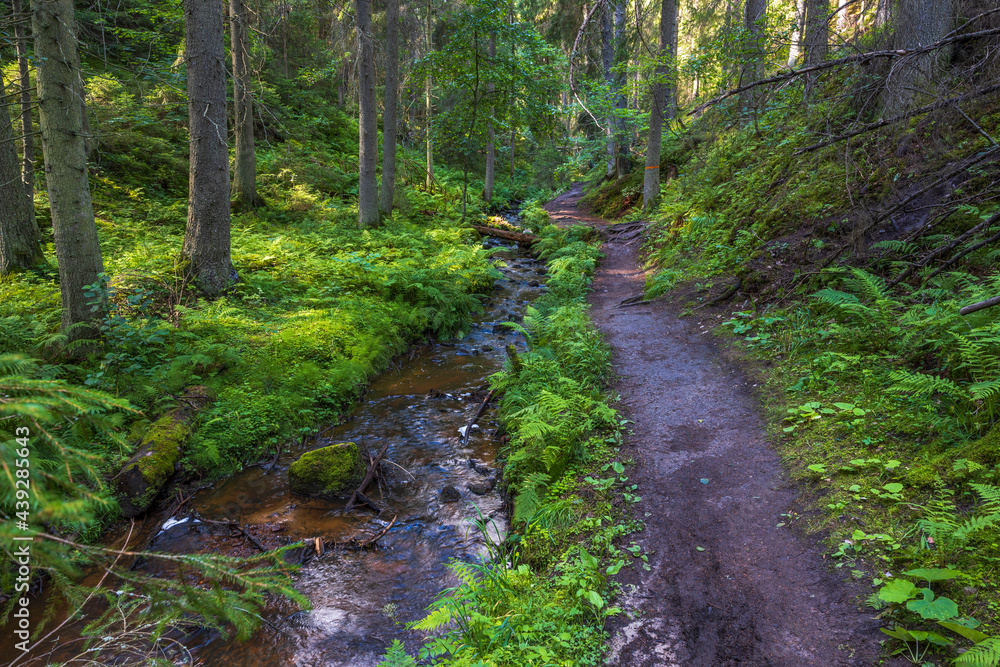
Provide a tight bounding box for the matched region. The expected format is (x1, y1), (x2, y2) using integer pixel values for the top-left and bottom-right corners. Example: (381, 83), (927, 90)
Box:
(529, 280), (540, 287)
(440, 485), (462, 502)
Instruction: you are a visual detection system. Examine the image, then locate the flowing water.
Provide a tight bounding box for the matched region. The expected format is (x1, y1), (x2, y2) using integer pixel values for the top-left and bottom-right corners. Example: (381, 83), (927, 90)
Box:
(145, 240), (547, 666)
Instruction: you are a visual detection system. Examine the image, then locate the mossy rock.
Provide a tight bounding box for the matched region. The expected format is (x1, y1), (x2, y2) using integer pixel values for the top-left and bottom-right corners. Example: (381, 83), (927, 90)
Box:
(117, 413), (190, 517)
(288, 442), (366, 499)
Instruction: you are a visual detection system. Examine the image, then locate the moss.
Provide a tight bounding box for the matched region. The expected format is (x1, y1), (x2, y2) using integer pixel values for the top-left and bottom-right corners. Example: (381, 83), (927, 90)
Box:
(136, 415), (188, 495)
(964, 424), (1000, 467)
(117, 412), (190, 516)
(288, 442), (365, 499)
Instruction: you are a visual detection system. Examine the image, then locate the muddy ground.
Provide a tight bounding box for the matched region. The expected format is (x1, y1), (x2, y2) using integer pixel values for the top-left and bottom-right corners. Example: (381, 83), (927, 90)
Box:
(545, 185), (895, 667)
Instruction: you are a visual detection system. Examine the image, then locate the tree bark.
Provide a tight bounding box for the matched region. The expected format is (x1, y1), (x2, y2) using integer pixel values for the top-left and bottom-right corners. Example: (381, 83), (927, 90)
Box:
(183, 0), (234, 296)
(230, 0), (263, 210)
(643, 0), (677, 212)
(379, 0), (399, 216)
(31, 0), (103, 337)
(356, 0), (379, 227)
(483, 33), (496, 204)
(884, 0), (953, 113)
(739, 0), (768, 112)
(0, 73), (44, 276)
(601, 0), (615, 178)
(612, 0), (630, 178)
(803, 0), (829, 100)
(425, 0), (434, 190)
(12, 0), (35, 197)
(787, 0), (805, 67)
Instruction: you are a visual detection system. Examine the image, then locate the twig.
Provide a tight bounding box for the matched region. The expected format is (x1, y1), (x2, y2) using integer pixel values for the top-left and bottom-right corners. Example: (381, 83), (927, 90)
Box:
(344, 441), (391, 514)
(198, 518), (267, 552)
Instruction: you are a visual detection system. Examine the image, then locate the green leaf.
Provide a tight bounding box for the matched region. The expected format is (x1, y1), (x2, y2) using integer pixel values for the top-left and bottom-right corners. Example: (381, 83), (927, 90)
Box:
(906, 630), (952, 647)
(881, 625), (915, 642)
(938, 621), (989, 644)
(882, 483), (904, 494)
(878, 578), (918, 604)
(902, 568), (962, 582)
(906, 589), (959, 621)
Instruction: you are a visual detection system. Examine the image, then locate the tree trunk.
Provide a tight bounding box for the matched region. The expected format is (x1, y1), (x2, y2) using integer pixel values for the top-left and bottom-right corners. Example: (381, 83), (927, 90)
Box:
(739, 0), (768, 112)
(230, 0), (263, 210)
(0, 74), (44, 276)
(379, 0), (399, 216)
(601, 0), (615, 178)
(804, 0), (829, 100)
(31, 0), (103, 337)
(425, 0), (433, 190)
(483, 33), (496, 204)
(884, 0), (953, 112)
(787, 0), (805, 67)
(612, 0), (630, 179)
(356, 0), (379, 227)
(643, 0), (677, 212)
(12, 0), (35, 197)
(183, 0), (234, 296)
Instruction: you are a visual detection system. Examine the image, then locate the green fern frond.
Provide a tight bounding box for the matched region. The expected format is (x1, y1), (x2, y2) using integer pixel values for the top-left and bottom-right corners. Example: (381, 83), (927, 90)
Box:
(955, 638), (1000, 667)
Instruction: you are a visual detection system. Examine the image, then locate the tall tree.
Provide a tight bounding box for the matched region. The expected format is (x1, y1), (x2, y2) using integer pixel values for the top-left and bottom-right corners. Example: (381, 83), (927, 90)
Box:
(31, 0), (104, 338)
(12, 0), (35, 196)
(483, 32), (496, 204)
(611, 0), (630, 178)
(0, 73), (44, 275)
(379, 0), (400, 216)
(425, 0), (434, 190)
(601, 0), (615, 177)
(230, 0), (263, 209)
(357, 0), (379, 227)
(739, 0), (768, 111)
(787, 0), (805, 68)
(642, 0), (677, 212)
(183, 0), (235, 295)
(803, 0), (829, 100)
(886, 0), (953, 112)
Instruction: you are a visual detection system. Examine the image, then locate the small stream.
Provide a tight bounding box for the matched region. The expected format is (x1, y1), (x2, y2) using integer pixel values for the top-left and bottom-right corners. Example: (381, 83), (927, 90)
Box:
(148, 238), (546, 666)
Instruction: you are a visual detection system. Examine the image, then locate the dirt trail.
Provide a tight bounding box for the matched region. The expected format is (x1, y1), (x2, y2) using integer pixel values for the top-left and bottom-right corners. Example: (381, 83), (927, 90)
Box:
(545, 185), (888, 666)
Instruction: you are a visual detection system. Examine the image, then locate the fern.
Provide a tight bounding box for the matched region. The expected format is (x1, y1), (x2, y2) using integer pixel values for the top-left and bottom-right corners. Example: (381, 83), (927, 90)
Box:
(955, 638), (1000, 667)
(890, 370), (965, 399)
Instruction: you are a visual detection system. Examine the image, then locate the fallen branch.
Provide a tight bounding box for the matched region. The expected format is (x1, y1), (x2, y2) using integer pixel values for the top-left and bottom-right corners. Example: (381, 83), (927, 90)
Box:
(796, 83), (1000, 154)
(462, 389), (495, 446)
(961, 295), (1000, 316)
(471, 224), (539, 246)
(691, 25), (1000, 115)
(889, 215), (995, 287)
(923, 212), (1000, 283)
(344, 441), (391, 514)
(199, 517), (267, 552)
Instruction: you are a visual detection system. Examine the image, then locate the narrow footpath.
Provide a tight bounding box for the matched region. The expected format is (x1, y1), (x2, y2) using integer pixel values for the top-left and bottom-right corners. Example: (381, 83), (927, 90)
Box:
(545, 186), (890, 667)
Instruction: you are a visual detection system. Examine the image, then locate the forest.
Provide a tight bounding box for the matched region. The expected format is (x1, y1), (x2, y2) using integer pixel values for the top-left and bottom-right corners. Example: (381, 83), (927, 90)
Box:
(1, 0), (1000, 665)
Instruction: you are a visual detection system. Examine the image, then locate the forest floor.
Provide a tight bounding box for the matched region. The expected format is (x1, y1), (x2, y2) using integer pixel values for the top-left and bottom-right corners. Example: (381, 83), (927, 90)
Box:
(545, 185), (898, 666)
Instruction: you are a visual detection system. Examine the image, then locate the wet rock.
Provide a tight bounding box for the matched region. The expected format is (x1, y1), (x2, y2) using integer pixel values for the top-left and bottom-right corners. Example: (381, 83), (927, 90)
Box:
(529, 280), (540, 287)
(481, 345), (494, 352)
(468, 477), (497, 495)
(288, 442), (365, 499)
(440, 485), (462, 502)
(469, 459), (494, 476)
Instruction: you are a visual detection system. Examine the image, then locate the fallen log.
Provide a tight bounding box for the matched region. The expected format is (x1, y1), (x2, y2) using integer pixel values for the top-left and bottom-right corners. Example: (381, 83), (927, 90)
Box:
(471, 224), (539, 246)
(344, 441), (391, 514)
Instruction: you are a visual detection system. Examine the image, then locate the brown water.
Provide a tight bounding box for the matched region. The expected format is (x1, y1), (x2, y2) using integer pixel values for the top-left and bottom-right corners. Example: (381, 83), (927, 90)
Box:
(145, 242), (547, 666)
